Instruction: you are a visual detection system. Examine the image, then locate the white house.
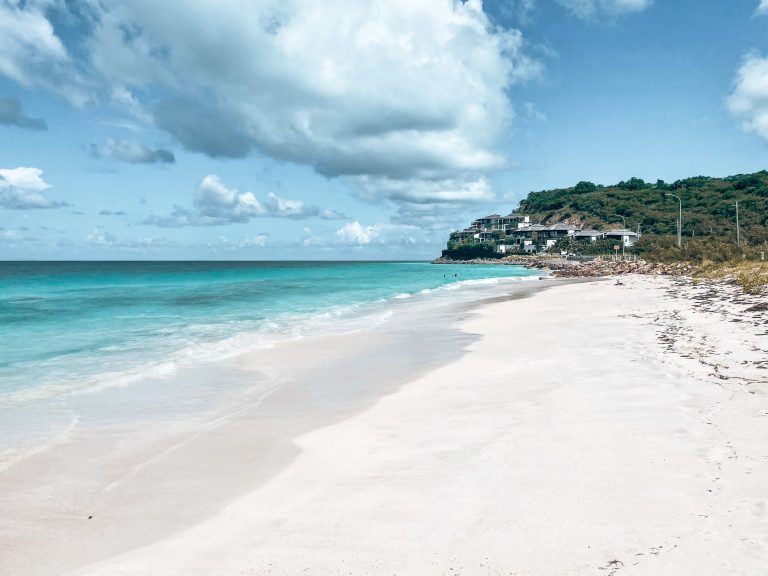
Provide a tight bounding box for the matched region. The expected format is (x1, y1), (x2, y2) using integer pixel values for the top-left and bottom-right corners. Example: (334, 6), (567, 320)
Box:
(573, 229), (604, 243)
(604, 229), (640, 247)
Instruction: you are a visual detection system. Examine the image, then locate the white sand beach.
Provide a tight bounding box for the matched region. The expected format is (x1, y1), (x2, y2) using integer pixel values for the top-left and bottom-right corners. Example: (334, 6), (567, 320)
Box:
(4, 276), (767, 575)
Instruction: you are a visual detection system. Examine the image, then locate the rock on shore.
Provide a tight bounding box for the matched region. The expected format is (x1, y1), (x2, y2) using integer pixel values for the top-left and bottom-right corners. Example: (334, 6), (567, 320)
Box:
(431, 255), (694, 278)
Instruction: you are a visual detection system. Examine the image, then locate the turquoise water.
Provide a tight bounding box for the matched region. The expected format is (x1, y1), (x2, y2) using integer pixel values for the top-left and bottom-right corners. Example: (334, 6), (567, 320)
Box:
(0, 261), (540, 399)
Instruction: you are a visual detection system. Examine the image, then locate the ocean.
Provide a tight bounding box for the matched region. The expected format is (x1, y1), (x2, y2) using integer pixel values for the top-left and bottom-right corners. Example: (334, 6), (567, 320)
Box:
(0, 259), (552, 572)
(0, 261), (541, 400)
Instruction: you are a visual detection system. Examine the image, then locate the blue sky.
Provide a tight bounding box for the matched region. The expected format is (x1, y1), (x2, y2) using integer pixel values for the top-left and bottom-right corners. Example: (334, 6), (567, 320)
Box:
(1, 0), (767, 260)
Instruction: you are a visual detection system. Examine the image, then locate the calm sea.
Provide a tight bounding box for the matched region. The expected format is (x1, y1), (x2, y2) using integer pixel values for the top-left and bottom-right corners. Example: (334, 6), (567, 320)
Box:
(0, 261), (540, 400)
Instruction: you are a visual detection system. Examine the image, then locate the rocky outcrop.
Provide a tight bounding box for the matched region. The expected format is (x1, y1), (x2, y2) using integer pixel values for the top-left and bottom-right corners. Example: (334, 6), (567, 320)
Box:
(432, 255), (694, 278)
(547, 259), (694, 278)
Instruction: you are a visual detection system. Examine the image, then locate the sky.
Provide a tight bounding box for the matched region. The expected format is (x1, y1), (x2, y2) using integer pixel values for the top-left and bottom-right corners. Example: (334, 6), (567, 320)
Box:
(1, 0), (767, 260)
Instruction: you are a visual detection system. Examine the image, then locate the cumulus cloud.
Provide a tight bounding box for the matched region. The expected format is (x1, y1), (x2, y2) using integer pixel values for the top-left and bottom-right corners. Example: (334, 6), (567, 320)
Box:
(98, 209), (127, 216)
(337, 221), (373, 245)
(1, 1), (545, 230)
(356, 176), (495, 205)
(727, 53), (768, 142)
(758, 1), (768, 15)
(0, 166), (49, 191)
(143, 175), (266, 227)
(0, 97), (46, 130)
(0, 167), (66, 209)
(264, 192), (317, 219)
(144, 174), (344, 227)
(79, 0), (539, 183)
(0, 2), (89, 105)
(91, 138), (175, 164)
(555, 0), (653, 20)
(336, 220), (422, 246)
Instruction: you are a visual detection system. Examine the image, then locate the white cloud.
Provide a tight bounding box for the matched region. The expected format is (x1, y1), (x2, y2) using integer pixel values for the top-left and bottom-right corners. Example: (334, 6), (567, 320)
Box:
(555, 0), (653, 20)
(0, 166), (66, 209)
(337, 221), (374, 245)
(758, 1), (768, 15)
(727, 53), (768, 142)
(191, 174), (266, 223)
(238, 234), (269, 248)
(336, 220), (421, 246)
(1, 1), (545, 228)
(144, 175), (344, 227)
(0, 2), (89, 105)
(80, 0), (539, 181)
(0, 166), (50, 192)
(264, 192), (324, 219)
(356, 176), (495, 205)
(91, 138), (175, 164)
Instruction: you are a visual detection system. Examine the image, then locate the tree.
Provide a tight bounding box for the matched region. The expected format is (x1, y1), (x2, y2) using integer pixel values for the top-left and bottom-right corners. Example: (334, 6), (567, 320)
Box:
(618, 177), (647, 191)
(574, 181), (597, 194)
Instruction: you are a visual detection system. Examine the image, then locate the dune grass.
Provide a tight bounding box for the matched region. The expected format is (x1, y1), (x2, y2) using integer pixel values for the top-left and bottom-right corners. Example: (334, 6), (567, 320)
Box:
(693, 260), (768, 295)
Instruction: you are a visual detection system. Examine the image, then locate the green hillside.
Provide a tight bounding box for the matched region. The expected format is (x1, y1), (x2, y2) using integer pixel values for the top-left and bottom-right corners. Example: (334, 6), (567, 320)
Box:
(516, 172), (768, 245)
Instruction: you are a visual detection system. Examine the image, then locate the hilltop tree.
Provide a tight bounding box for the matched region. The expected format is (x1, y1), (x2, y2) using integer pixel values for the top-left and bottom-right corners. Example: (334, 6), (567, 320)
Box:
(617, 177), (647, 191)
(573, 181), (597, 194)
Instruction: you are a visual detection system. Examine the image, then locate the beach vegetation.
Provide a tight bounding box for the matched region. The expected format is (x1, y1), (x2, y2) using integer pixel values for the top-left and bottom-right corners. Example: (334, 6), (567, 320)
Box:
(693, 260), (768, 294)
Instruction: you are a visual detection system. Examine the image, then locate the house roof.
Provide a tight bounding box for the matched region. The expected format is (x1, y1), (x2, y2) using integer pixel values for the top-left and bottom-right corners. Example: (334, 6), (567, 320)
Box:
(605, 229), (639, 237)
(548, 223), (580, 231)
(502, 212), (521, 219)
(574, 229), (603, 237)
(514, 224), (547, 233)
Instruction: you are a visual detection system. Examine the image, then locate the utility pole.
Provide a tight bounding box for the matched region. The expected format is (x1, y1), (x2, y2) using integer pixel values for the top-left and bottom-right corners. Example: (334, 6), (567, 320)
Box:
(614, 215), (626, 259)
(735, 200), (740, 246)
(666, 193), (682, 248)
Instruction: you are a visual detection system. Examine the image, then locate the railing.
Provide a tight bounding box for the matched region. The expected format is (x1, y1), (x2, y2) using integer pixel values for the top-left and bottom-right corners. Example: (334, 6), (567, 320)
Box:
(608, 253), (639, 262)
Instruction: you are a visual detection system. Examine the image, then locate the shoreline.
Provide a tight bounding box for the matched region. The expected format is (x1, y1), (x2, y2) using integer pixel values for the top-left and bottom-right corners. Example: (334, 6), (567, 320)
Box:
(3, 274), (767, 575)
(0, 277), (557, 576)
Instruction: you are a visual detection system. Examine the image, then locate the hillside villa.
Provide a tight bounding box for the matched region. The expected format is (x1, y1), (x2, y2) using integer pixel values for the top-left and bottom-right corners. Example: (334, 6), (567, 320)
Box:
(450, 214), (640, 254)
